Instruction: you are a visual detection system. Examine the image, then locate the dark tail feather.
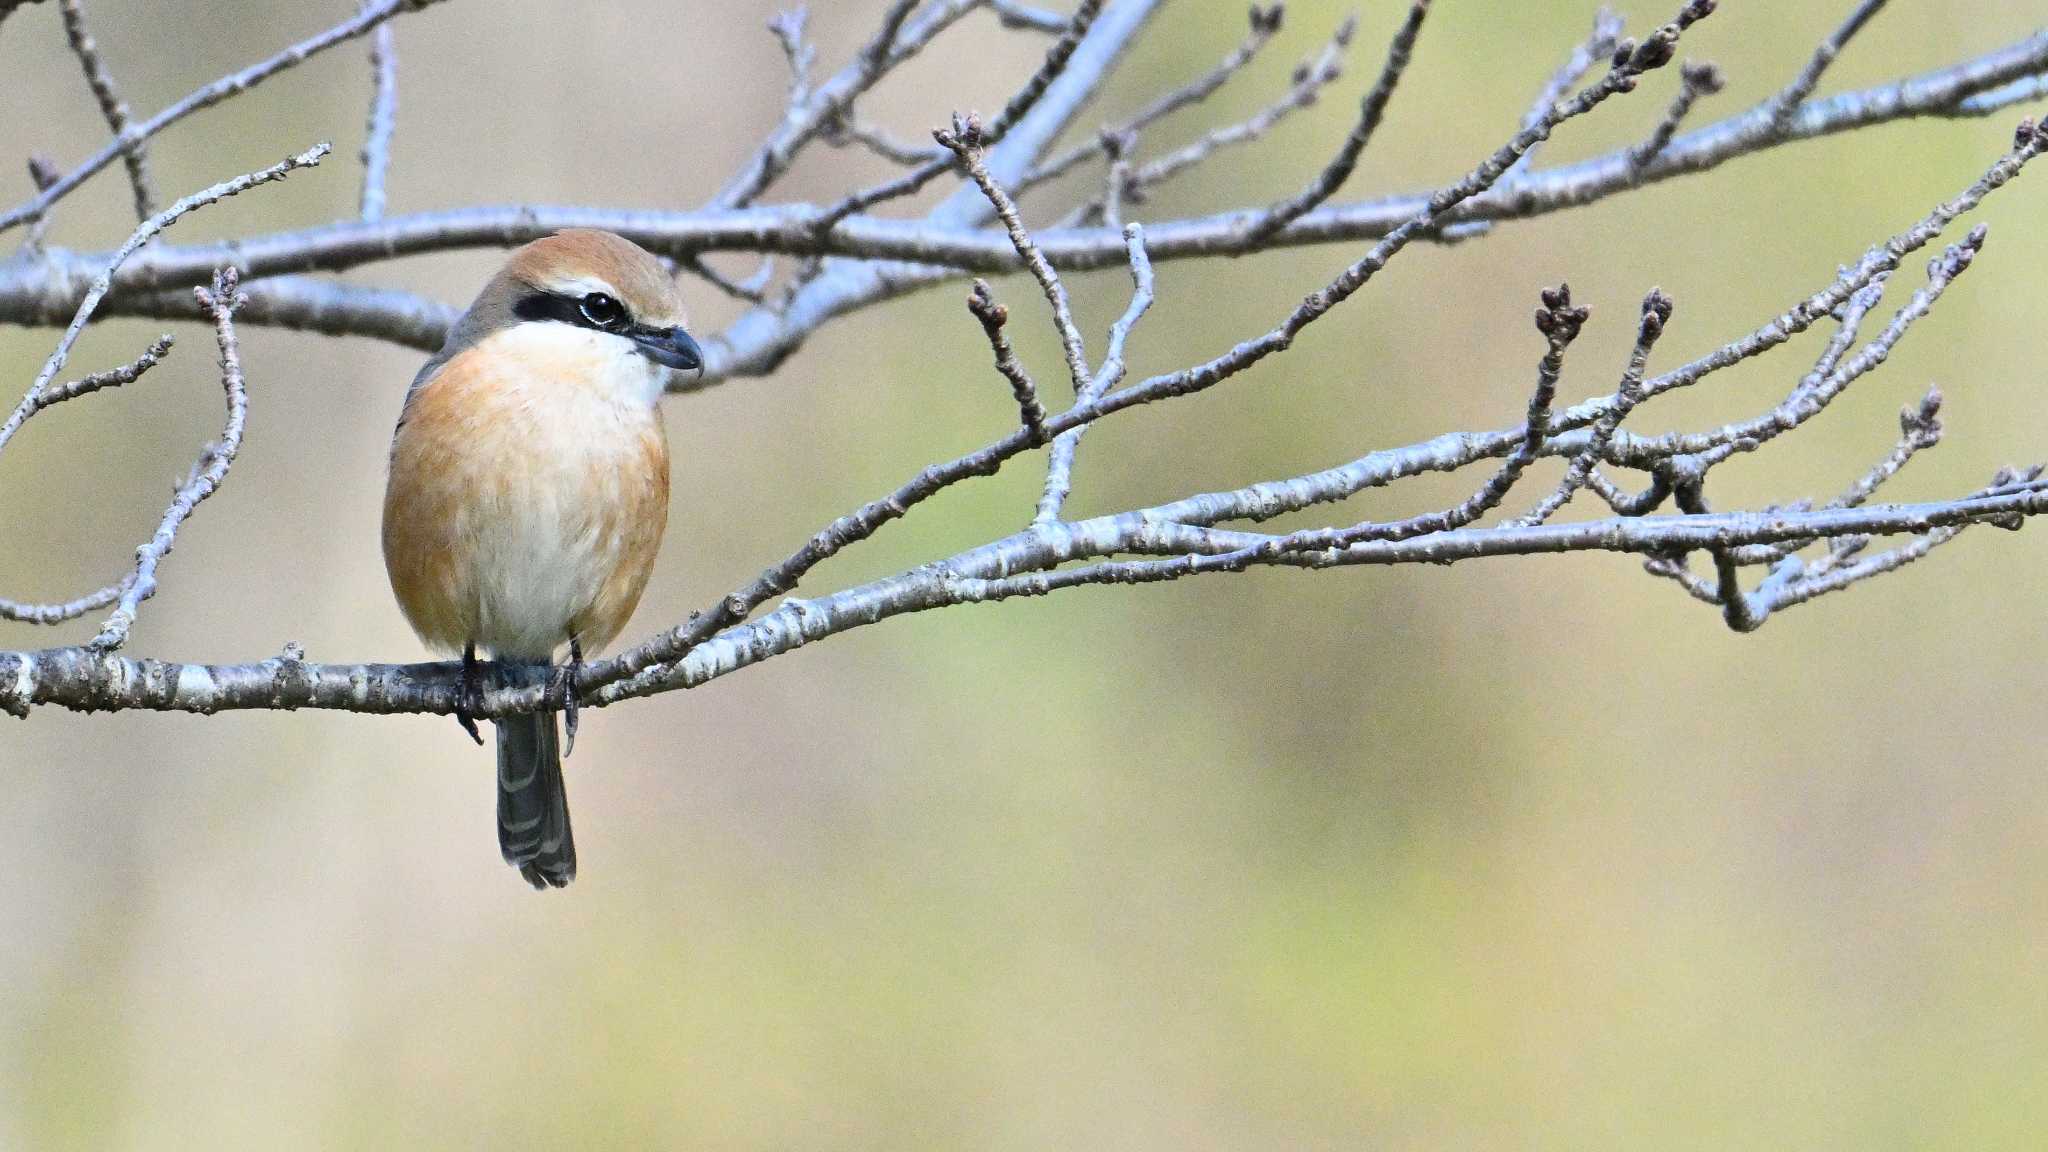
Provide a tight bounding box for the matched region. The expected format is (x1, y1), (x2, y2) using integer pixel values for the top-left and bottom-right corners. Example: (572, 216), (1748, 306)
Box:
(495, 709), (575, 889)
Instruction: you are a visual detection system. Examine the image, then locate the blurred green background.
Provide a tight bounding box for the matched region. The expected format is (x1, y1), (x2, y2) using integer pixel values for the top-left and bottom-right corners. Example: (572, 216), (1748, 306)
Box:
(4, 1), (2048, 1146)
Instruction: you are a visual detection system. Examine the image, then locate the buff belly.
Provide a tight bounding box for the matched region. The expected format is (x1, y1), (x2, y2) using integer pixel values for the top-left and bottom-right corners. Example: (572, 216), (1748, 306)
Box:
(382, 326), (670, 662)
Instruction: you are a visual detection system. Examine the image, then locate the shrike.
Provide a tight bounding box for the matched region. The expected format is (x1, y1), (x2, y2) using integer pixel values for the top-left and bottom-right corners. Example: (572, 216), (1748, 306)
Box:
(382, 229), (702, 889)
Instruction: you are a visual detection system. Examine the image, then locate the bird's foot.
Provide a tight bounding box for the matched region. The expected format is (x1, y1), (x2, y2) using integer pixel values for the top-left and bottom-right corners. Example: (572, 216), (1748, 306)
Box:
(455, 643), (485, 746)
(557, 637), (584, 757)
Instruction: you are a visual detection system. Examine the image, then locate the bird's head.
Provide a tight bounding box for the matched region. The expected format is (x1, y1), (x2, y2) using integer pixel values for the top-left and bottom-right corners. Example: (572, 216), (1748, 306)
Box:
(451, 229), (704, 404)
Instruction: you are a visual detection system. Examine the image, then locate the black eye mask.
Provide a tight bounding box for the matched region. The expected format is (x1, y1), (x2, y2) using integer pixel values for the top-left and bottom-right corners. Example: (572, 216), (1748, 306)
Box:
(512, 291), (704, 373)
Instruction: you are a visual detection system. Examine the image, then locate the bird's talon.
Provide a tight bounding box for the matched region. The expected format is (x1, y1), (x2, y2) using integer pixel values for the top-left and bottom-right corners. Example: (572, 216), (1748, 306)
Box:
(560, 637), (583, 757)
(456, 642), (487, 746)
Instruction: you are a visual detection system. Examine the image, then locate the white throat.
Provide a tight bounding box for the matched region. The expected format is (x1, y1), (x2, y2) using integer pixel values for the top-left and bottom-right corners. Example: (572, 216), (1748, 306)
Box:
(487, 321), (670, 410)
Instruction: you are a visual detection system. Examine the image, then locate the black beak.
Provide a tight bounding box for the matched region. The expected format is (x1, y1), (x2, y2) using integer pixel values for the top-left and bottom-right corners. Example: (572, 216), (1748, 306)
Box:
(632, 325), (704, 374)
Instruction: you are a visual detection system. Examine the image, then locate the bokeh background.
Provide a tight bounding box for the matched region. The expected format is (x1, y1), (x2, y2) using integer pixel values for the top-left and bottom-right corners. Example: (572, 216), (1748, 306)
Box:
(4, 1), (2046, 1146)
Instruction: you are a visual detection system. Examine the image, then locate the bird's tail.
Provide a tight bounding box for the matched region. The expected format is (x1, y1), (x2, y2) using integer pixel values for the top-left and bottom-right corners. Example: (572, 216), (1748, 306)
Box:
(495, 698), (575, 890)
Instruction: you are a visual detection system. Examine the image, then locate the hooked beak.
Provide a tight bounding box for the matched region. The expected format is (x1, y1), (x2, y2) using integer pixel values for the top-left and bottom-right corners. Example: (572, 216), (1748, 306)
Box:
(631, 325), (704, 375)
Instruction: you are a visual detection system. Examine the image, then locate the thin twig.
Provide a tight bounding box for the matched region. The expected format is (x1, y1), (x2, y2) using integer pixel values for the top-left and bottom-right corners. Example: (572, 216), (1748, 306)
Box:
(1222, 283), (1586, 554)
(0, 144), (329, 460)
(8, 15), (2047, 376)
(19, 334), (172, 415)
(677, 254), (774, 304)
(0, 333), (171, 627)
(966, 280), (1048, 442)
(770, 7), (815, 109)
(1240, 0), (1431, 244)
(0, 1), (432, 235)
(1097, 129), (1133, 227)
(1059, 14), (1354, 220)
(812, 0), (1106, 232)
(1035, 224), (1152, 525)
(988, 0), (1066, 32)
(717, 0), (953, 209)
(1727, 385), (1944, 567)
(830, 119), (934, 166)
(1626, 225), (1985, 469)
(936, 113), (1090, 393)
(359, 13), (397, 222)
(87, 269), (249, 651)
(1761, 0), (1888, 131)
(1083, 7), (1708, 429)
(1511, 289), (1670, 527)
(1027, 3), (1288, 188)
(1505, 6), (1625, 182)
(1096, 124), (2040, 543)
(57, 0), (154, 220)
(1629, 60), (1724, 171)
(0, 581), (130, 627)
(21, 155), (58, 252)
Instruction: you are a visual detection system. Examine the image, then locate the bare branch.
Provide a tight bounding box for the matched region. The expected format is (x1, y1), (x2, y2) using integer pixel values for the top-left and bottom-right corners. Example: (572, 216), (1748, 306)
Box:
(936, 113), (1090, 392)
(1512, 289), (1670, 527)
(1620, 224), (1984, 470)
(359, 12), (398, 222)
(1838, 388), (1947, 510)
(828, 118), (935, 166)
(1726, 385), (1944, 568)
(1035, 223), (1151, 525)
(0, 0), (435, 235)
(1239, 0), (1431, 244)
(1, 12), (2043, 378)
(16, 333), (172, 415)
(965, 280), (1049, 443)
(1629, 59), (1724, 171)
(9, 0), (2048, 734)
(1761, 0), (1887, 131)
(57, 0), (154, 220)
(1095, 122), (2044, 541)
(716, 0), (995, 209)
(0, 149), (323, 640)
(1060, 13), (1354, 222)
(21, 154), (58, 252)
(87, 269), (250, 651)
(988, 0), (1066, 32)
(0, 582), (128, 628)
(1505, 6), (1625, 181)
(1079, 7), (1707, 430)
(1027, 3), (1288, 188)
(0, 145), (329, 459)
(769, 7), (816, 109)
(554, 0), (1714, 704)
(1202, 284), (1587, 555)
(0, 332), (171, 627)
(17, 474), (2048, 722)
(813, 0), (1106, 232)
(1095, 128), (1132, 227)
(675, 253), (774, 305)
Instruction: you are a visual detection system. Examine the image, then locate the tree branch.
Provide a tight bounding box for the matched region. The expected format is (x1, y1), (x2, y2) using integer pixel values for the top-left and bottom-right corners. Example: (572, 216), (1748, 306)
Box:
(358, 9), (398, 222)
(56, 0), (154, 220)
(7, 0), (2048, 731)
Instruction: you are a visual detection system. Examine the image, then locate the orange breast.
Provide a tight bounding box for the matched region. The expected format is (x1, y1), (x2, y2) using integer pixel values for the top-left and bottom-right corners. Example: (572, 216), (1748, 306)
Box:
(382, 329), (670, 660)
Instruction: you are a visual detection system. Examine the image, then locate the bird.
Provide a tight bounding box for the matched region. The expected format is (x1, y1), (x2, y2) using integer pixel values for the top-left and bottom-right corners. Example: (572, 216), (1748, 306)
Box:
(381, 229), (702, 889)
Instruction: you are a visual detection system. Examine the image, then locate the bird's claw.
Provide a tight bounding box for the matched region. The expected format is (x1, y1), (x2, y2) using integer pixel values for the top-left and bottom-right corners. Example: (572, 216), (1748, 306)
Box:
(557, 637), (583, 757)
(456, 643), (486, 747)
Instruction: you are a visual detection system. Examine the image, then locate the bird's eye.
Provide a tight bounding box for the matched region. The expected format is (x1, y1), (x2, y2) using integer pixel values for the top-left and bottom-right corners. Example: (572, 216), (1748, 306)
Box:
(578, 292), (627, 330)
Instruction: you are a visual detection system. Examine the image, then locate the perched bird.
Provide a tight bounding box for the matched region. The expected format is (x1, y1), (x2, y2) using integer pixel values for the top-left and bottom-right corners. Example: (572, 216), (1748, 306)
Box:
(382, 229), (702, 889)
